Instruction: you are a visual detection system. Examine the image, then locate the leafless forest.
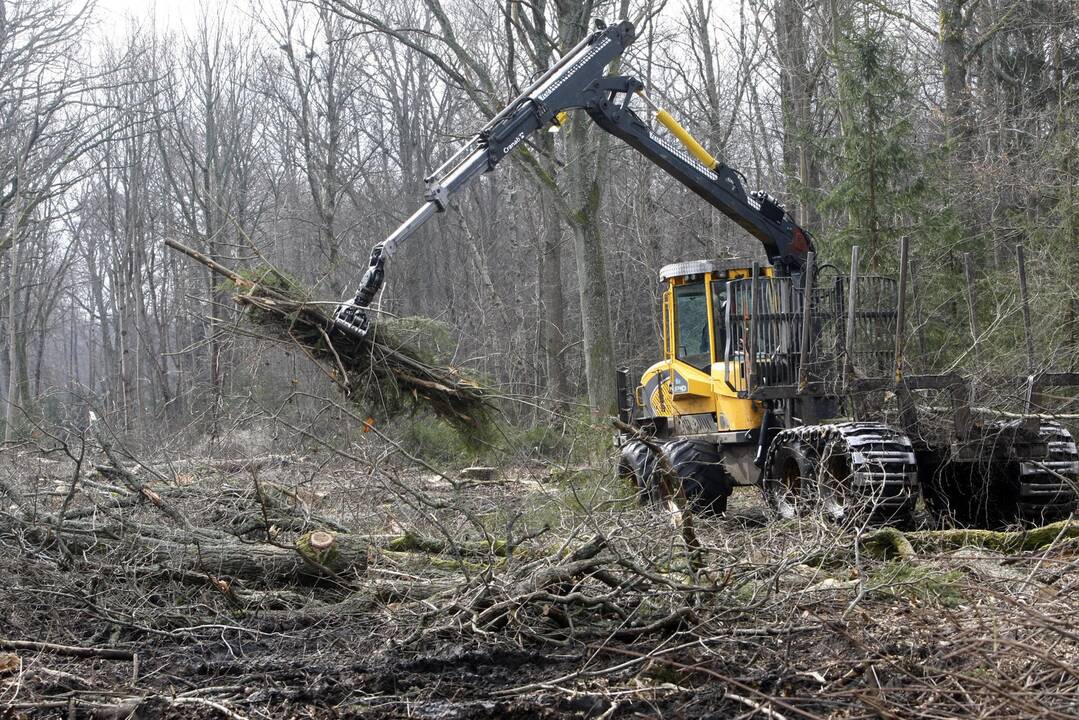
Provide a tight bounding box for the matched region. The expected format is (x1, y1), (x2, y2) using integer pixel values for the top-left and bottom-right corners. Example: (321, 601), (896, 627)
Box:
(1, 0), (1077, 717)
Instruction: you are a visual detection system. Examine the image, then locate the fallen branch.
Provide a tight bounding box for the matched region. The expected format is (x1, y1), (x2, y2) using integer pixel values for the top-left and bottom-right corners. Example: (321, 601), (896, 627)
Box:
(8, 694), (251, 720)
(0, 638), (133, 661)
(156, 455), (304, 474)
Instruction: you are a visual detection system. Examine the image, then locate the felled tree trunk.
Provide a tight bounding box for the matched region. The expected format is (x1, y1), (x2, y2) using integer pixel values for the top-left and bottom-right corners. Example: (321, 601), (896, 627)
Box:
(47, 526), (368, 585)
(151, 530), (367, 583)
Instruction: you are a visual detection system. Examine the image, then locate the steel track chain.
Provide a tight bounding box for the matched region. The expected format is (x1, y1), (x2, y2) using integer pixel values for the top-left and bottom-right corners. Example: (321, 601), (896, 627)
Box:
(762, 421), (918, 524)
(1016, 420), (1079, 521)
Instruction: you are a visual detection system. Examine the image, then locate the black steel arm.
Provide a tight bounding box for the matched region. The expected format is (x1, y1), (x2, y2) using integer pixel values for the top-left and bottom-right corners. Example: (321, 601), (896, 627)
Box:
(335, 18), (812, 337)
(583, 76), (813, 276)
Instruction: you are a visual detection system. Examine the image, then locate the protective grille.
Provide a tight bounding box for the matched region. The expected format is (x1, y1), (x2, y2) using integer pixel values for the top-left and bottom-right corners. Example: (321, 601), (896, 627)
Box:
(723, 274), (897, 394)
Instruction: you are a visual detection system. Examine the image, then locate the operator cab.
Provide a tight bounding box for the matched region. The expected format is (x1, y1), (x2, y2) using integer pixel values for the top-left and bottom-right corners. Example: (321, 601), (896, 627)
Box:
(660, 258), (773, 374)
(624, 258), (776, 437)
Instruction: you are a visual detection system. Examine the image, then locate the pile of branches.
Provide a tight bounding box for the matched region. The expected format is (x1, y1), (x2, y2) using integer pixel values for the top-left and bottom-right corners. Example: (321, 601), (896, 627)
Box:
(166, 239), (492, 437)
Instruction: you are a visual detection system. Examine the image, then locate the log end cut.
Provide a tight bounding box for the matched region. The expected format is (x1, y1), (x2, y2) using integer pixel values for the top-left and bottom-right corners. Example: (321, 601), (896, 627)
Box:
(296, 530), (368, 578)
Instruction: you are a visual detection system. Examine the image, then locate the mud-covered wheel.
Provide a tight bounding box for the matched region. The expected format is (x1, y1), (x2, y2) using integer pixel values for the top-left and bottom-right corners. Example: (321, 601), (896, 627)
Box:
(618, 439), (732, 515)
(816, 442), (854, 523)
(763, 423), (918, 527)
(761, 442), (815, 520)
(667, 439), (731, 514)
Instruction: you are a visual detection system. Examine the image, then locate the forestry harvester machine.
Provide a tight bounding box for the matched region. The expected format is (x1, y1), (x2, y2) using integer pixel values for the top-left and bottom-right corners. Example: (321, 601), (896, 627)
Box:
(332, 20), (1079, 529)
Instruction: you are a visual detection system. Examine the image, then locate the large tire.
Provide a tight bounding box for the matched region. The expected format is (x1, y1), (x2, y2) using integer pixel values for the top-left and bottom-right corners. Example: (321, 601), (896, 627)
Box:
(619, 439), (731, 515)
(1015, 421), (1078, 524)
(664, 439), (731, 514)
(926, 421), (1079, 528)
(619, 440), (662, 506)
(817, 425), (918, 526)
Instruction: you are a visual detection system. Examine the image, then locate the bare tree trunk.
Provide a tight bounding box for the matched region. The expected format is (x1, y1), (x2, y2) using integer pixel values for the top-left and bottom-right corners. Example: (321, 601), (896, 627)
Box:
(774, 0), (821, 230)
(538, 181), (569, 403)
(523, 15), (570, 405)
(558, 2), (617, 415)
(565, 114), (616, 414)
(939, 0), (974, 151)
(3, 241), (26, 441)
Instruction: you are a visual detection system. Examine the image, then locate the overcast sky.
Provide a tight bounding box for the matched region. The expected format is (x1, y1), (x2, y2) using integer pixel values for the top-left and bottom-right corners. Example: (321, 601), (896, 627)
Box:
(92, 0), (230, 34)
(89, 1), (723, 36)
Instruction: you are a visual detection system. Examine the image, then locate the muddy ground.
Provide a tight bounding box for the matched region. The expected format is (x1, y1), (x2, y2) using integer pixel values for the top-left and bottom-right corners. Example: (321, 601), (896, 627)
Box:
(1, 446), (1076, 719)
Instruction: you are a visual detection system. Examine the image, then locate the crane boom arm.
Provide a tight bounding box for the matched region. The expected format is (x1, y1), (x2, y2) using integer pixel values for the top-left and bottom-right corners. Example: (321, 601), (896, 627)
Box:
(584, 76), (813, 274)
(334, 19), (812, 337)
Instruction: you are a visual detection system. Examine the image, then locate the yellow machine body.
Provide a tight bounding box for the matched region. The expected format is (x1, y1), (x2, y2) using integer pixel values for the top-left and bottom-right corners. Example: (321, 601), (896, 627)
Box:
(637, 261), (772, 435)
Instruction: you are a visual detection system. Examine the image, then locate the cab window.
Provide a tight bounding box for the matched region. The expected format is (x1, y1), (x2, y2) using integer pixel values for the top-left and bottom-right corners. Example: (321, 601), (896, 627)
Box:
(712, 280), (728, 362)
(674, 282), (711, 370)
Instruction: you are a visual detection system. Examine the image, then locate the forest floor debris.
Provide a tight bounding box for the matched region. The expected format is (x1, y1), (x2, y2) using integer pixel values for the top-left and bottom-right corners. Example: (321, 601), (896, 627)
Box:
(1, 444), (1077, 719)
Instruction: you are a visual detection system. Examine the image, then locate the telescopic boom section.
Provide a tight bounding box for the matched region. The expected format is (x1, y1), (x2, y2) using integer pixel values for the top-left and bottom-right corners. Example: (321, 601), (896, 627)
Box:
(334, 19), (813, 337)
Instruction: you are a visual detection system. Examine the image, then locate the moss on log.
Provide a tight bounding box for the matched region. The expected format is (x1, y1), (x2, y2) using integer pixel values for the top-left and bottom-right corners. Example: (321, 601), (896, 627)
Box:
(860, 519), (1079, 559)
(377, 549), (500, 572)
(859, 527), (915, 560)
(381, 531), (507, 557)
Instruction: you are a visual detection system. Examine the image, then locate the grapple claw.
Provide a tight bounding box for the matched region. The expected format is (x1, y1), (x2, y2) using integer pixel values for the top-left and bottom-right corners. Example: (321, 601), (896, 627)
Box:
(332, 302), (372, 339)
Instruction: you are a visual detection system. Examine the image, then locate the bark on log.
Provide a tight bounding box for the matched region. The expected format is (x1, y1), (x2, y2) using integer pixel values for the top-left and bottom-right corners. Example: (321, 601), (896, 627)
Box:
(0, 639), (133, 661)
(146, 530), (368, 582)
(49, 526), (367, 584)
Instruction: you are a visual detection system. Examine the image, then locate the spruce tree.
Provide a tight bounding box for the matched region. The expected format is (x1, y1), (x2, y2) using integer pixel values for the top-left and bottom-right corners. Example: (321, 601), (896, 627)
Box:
(821, 14), (925, 274)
